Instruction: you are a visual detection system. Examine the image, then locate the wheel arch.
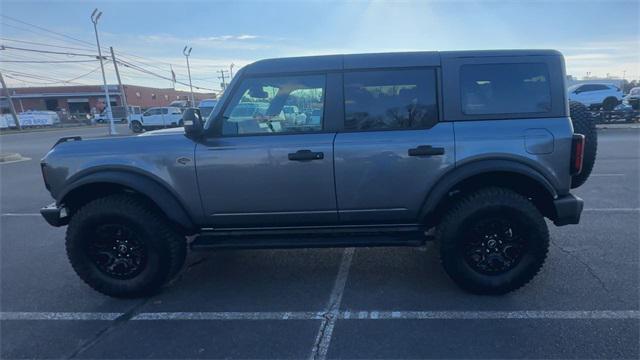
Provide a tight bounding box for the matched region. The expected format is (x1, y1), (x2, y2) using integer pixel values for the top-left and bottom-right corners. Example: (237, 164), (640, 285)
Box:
(59, 169), (197, 234)
(420, 160), (558, 227)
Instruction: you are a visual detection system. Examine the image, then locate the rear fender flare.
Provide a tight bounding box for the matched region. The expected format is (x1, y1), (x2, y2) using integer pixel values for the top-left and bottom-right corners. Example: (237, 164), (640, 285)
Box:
(419, 159), (558, 219)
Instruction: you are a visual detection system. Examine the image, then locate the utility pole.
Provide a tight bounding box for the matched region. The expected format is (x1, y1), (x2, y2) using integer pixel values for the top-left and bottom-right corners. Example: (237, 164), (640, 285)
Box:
(91, 8), (116, 135)
(0, 71), (21, 130)
(230, 63), (235, 79)
(170, 65), (176, 90)
(110, 47), (128, 121)
(218, 69), (229, 91)
(183, 46), (195, 107)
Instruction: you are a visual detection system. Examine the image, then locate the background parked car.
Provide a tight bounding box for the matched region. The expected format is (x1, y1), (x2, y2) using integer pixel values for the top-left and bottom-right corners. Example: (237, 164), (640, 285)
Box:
(94, 105), (143, 124)
(624, 87), (640, 110)
(568, 83), (623, 110)
(130, 106), (183, 133)
(198, 99), (218, 119)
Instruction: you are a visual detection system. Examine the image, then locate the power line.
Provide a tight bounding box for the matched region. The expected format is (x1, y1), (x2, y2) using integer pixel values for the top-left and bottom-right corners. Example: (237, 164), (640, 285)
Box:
(1, 16), (221, 92)
(0, 44), (100, 58)
(0, 37), (95, 52)
(0, 14), (95, 48)
(66, 65), (103, 82)
(0, 68), (92, 86)
(0, 59), (99, 63)
(0, 52), (103, 81)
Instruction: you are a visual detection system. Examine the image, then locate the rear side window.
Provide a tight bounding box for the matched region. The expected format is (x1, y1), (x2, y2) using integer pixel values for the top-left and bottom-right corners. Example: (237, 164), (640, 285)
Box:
(460, 63), (551, 115)
(344, 69), (438, 131)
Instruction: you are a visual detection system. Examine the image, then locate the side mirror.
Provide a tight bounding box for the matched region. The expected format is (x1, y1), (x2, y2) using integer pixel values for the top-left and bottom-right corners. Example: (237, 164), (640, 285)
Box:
(182, 108), (204, 137)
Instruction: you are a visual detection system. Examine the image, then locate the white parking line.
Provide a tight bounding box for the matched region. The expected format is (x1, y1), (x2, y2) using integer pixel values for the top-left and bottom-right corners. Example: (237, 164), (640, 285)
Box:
(337, 310), (640, 320)
(309, 247), (355, 360)
(0, 312), (121, 320)
(1, 213), (41, 216)
(583, 208), (640, 212)
(0, 158), (31, 165)
(1, 310), (638, 321)
(133, 311), (324, 320)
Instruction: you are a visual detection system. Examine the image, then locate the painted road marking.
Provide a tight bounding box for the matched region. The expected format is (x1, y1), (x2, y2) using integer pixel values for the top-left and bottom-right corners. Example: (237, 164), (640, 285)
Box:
(582, 208), (640, 212)
(309, 247), (355, 360)
(2, 310), (638, 321)
(1, 213), (41, 216)
(0, 157), (31, 165)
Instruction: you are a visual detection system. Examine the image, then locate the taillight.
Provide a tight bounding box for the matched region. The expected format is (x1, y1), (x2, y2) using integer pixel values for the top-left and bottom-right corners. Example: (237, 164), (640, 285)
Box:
(41, 162), (51, 191)
(571, 134), (585, 175)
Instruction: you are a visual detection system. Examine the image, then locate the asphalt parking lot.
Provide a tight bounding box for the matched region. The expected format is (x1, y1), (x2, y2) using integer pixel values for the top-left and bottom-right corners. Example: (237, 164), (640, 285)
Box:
(1, 124), (638, 359)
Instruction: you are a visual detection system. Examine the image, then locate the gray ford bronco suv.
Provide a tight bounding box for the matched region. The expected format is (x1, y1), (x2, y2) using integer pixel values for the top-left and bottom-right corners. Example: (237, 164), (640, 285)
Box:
(40, 50), (593, 298)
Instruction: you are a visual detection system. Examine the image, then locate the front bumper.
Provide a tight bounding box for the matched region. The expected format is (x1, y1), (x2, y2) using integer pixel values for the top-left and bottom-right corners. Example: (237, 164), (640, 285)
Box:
(40, 202), (68, 227)
(552, 194), (584, 226)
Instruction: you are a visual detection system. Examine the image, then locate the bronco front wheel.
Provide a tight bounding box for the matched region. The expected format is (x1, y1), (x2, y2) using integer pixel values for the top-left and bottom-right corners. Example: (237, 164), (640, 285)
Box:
(437, 187), (549, 295)
(65, 194), (186, 298)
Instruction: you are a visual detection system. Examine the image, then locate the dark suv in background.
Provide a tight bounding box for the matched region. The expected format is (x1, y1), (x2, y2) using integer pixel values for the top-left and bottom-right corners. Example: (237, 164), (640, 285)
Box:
(40, 50), (590, 298)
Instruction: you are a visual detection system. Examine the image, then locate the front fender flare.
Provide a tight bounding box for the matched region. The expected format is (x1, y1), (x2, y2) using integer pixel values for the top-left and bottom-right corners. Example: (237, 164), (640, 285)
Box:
(58, 169), (196, 233)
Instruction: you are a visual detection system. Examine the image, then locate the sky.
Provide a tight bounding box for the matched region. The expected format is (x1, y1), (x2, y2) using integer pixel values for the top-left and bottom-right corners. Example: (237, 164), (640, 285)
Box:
(1, 0), (638, 93)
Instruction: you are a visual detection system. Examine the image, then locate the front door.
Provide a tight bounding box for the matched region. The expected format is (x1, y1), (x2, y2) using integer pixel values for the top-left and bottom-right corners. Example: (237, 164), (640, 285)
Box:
(334, 68), (455, 224)
(142, 108), (162, 126)
(196, 73), (337, 227)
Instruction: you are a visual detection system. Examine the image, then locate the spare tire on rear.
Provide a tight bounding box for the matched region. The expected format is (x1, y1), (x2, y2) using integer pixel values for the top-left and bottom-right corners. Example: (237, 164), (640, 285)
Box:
(570, 101), (597, 188)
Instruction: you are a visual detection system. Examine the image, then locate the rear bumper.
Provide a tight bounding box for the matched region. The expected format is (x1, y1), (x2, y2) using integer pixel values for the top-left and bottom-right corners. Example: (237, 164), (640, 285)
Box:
(552, 194), (584, 226)
(40, 202), (68, 227)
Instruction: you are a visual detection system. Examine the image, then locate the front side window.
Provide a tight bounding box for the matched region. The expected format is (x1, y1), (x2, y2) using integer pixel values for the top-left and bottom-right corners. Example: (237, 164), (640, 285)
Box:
(344, 69), (438, 131)
(461, 63), (551, 115)
(162, 108), (169, 115)
(144, 108), (160, 116)
(221, 75), (325, 136)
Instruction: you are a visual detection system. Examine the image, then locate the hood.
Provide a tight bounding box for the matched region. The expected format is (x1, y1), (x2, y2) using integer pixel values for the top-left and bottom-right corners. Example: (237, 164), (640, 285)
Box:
(138, 127), (185, 136)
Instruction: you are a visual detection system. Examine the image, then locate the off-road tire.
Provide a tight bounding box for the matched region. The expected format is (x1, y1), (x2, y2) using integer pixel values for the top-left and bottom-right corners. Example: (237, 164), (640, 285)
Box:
(437, 187), (549, 295)
(130, 121), (143, 133)
(66, 194), (186, 298)
(570, 101), (597, 188)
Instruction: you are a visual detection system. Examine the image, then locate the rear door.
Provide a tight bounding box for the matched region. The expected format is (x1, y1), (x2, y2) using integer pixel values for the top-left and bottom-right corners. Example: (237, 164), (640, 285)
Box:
(195, 73), (341, 227)
(333, 68), (455, 224)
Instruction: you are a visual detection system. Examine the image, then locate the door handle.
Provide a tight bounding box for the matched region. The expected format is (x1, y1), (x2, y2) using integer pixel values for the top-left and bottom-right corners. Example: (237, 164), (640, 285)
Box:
(408, 145), (445, 157)
(288, 149), (324, 161)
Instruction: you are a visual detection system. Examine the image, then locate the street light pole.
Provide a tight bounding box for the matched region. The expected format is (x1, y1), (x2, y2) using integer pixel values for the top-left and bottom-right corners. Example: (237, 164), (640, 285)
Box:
(183, 46), (195, 107)
(91, 8), (116, 135)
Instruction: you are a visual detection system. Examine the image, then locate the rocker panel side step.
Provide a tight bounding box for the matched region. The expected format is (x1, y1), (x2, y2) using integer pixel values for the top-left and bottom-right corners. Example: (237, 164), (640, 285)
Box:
(190, 225), (429, 251)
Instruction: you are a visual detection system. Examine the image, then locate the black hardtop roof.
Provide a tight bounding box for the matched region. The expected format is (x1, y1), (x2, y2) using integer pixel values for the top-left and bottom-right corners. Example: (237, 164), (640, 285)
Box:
(243, 49), (562, 75)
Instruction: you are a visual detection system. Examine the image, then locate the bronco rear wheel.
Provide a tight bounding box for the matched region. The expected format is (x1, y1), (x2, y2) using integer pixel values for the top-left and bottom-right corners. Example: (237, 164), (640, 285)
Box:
(66, 194), (186, 298)
(437, 187), (549, 295)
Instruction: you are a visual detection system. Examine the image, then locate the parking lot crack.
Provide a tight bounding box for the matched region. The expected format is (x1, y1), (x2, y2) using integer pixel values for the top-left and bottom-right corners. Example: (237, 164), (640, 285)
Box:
(551, 240), (628, 305)
(66, 299), (150, 359)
